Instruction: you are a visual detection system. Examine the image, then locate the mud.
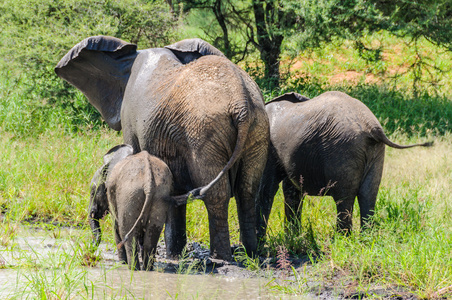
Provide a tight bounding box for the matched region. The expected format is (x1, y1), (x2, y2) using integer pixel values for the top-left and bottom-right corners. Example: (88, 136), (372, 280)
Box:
(0, 226), (420, 299)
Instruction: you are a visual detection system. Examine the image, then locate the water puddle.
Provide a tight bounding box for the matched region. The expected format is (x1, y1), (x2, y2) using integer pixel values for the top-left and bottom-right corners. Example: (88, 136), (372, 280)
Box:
(0, 226), (305, 299)
(90, 267), (276, 299)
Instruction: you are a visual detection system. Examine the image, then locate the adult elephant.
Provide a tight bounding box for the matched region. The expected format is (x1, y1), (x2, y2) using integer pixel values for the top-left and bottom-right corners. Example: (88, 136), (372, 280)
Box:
(256, 91), (432, 240)
(55, 36), (269, 260)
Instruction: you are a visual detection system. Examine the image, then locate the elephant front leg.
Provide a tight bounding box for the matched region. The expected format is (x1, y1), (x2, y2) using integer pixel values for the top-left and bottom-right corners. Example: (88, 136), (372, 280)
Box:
(283, 178), (303, 234)
(255, 155), (285, 243)
(164, 204), (187, 258)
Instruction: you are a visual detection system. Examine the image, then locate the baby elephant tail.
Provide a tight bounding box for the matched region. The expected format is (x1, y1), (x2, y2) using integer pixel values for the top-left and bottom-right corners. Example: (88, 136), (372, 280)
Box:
(117, 193), (196, 250)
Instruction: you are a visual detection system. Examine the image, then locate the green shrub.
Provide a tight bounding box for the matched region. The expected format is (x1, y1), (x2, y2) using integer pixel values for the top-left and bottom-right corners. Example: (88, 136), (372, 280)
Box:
(0, 0), (177, 136)
(271, 80), (452, 137)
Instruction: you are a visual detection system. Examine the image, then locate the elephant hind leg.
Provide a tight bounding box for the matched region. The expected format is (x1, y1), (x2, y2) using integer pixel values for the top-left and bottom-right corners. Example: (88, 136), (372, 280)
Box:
(124, 237), (141, 271)
(114, 221), (128, 264)
(357, 154), (384, 230)
(204, 181), (232, 260)
(234, 151), (269, 257)
(142, 222), (165, 271)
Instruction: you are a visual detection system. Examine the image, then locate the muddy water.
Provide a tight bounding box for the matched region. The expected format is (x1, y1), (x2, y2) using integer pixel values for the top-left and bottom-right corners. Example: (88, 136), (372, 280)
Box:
(0, 227), (304, 299)
(0, 266), (282, 299)
(90, 267), (279, 299)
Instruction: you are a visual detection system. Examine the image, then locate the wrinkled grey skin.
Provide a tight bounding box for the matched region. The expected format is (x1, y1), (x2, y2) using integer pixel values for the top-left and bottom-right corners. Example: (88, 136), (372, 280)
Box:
(89, 144), (133, 251)
(56, 36), (269, 260)
(107, 149), (177, 271)
(256, 91), (432, 240)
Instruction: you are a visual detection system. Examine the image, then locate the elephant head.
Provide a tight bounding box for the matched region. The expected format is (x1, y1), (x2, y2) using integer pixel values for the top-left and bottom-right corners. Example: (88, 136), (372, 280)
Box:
(89, 144), (133, 246)
(55, 36), (225, 131)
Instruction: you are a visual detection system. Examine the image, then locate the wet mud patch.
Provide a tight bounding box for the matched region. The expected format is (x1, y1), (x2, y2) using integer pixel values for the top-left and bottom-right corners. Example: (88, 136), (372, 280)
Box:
(0, 226), (421, 299)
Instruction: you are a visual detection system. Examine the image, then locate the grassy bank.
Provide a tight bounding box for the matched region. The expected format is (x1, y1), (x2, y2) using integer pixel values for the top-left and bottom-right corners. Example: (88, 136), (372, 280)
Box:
(1, 117), (451, 298)
(1, 30), (452, 297)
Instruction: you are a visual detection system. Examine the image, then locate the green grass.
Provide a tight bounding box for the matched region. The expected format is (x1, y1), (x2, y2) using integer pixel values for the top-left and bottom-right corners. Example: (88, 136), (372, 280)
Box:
(1, 28), (452, 298)
(0, 130), (122, 225)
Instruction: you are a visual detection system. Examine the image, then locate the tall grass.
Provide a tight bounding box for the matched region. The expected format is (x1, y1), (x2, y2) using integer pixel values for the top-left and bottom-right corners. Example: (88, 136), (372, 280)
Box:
(1, 26), (451, 298)
(0, 130), (122, 225)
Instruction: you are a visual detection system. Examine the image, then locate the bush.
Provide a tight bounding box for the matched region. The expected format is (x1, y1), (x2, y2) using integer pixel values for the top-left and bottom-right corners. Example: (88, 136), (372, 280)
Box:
(273, 79), (452, 137)
(0, 0), (177, 136)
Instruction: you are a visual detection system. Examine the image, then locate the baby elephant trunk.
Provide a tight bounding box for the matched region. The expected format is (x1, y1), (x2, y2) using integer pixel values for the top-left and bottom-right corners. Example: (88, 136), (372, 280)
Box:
(89, 216), (102, 247)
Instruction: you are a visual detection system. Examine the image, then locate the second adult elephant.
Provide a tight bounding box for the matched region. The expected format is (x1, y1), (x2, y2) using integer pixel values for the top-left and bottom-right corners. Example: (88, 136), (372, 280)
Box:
(256, 91), (432, 239)
(55, 36), (269, 260)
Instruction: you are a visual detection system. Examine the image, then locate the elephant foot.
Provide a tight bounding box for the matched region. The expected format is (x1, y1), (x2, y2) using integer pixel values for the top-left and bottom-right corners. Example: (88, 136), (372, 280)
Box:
(205, 257), (229, 267)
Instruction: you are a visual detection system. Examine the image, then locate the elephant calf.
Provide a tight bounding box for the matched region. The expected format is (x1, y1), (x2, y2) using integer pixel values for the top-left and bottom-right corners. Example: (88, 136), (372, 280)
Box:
(89, 144), (133, 247)
(90, 145), (184, 270)
(256, 91), (432, 239)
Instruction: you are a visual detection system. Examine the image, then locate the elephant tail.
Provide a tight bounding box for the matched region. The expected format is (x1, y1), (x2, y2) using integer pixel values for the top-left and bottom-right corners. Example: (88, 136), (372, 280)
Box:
(188, 106), (251, 199)
(372, 127), (434, 149)
(117, 155), (154, 250)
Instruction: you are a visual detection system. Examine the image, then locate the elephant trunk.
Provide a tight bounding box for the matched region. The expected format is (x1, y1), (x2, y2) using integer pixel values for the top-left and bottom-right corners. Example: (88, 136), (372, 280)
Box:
(89, 216), (102, 247)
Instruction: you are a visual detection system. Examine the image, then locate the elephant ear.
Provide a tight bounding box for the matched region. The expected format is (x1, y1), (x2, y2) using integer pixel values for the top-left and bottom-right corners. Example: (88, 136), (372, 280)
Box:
(164, 38), (226, 64)
(55, 36), (138, 131)
(103, 144), (133, 167)
(266, 92), (310, 105)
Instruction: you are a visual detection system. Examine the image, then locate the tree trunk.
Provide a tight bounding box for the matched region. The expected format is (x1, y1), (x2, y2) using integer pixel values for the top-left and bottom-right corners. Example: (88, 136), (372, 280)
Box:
(252, 0), (283, 89)
(213, 0), (232, 58)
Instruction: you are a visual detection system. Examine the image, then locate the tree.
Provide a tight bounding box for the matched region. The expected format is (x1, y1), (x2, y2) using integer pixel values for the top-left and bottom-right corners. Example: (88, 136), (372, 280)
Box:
(0, 0), (177, 132)
(176, 0), (298, 89)
(175, 0), (452, 91)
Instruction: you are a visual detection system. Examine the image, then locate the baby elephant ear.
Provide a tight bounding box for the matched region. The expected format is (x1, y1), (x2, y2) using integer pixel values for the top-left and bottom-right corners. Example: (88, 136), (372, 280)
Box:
(103, 144), (134, 165)
(164, 38), (226, 64)
(55, 36), (138, 131)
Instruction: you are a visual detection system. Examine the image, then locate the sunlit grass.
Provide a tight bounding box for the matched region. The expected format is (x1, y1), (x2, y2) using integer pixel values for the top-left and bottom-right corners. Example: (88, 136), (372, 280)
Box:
(0, 130), (122, 225)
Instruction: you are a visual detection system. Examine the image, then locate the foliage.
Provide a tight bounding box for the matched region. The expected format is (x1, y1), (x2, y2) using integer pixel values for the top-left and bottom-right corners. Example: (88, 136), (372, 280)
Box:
(0, 0), (177, 136)
(177, 0), (300, 88)
(290, 0), (452, 94)
(279, 82), (452, 137)
(178, 0), (452, 90)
